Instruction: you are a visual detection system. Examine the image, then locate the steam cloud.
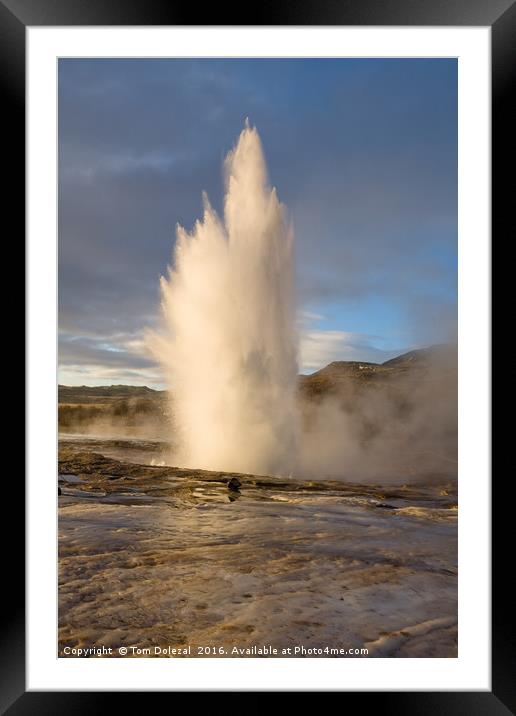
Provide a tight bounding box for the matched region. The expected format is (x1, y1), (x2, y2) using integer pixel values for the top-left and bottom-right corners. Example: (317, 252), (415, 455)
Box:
(150, 123), (299, 475)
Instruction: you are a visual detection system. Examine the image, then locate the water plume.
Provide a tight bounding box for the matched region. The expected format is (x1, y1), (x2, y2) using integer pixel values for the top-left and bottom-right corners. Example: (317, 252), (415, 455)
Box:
(150, 123), (298, 475)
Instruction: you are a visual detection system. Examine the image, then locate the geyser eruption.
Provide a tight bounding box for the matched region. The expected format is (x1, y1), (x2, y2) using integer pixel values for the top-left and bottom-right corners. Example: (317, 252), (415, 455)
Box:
(152, 123), (298, 475)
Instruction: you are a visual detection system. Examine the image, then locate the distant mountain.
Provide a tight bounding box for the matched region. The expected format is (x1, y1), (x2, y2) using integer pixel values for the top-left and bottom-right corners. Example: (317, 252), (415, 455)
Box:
(58, 384), (165, 405)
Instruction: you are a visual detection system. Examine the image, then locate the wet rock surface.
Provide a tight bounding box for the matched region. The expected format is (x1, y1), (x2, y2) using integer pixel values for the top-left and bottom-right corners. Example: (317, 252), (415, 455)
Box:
(58, 443), (457, 658)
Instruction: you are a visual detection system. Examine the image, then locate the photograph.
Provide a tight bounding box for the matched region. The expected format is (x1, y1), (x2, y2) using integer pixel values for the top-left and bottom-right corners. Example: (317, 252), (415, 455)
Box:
(57, 57), (458, 659)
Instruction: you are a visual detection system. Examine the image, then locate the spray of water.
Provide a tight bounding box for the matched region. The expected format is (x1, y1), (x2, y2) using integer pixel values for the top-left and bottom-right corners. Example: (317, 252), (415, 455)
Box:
(150, 122), (298, 475)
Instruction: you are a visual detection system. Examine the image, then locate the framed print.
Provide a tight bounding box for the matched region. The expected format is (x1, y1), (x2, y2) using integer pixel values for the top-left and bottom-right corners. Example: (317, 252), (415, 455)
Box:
(5, 0), (507, 708)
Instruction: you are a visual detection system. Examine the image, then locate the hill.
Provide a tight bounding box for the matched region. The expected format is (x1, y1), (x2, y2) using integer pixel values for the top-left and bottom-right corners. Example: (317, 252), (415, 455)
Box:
(299, 344), (457, 400)
(58, 384), (164, 405)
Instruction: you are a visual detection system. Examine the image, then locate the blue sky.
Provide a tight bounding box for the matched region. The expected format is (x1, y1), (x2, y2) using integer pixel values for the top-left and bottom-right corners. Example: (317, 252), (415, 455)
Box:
(58, 58), (457, 386)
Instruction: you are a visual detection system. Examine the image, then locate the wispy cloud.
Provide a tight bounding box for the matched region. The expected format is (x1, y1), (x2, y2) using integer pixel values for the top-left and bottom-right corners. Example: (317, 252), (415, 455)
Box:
(297, 309), (325, 324)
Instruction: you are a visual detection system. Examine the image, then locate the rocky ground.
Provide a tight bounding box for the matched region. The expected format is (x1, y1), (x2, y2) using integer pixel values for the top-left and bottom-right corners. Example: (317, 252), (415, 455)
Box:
(58, 443), (458, 658)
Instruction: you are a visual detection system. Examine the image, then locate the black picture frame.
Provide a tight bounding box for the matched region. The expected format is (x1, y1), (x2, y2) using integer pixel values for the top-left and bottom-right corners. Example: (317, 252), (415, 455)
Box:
(6, 0), (506, 709)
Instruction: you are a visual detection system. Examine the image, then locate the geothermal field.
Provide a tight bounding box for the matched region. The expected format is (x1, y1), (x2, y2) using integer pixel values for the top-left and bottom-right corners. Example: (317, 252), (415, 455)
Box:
(58, 126), (457, 658)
